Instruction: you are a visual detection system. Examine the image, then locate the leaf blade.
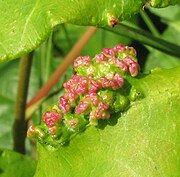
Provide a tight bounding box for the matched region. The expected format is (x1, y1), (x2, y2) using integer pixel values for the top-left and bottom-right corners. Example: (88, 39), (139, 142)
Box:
(0, 0), (178, 62)
(34, 66), (180, 177)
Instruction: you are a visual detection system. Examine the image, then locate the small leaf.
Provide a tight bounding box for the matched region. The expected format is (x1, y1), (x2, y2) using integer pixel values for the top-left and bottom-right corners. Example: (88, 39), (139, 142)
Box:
(144, 5), (180, 72)
(0, 149), (36, 177)
(148, 0), (179, 7)
(148, 4), (180, 21)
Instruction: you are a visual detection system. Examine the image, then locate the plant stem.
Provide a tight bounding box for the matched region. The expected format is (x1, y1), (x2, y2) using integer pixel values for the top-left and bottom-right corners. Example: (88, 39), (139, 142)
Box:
(140, 10), (160, 37)
(27, 26), (97, 108)
(13, 52), (33, 154)
(40, 42), (46, 84)
(45, 32), (53, 81)
(101, 29), (106, 48)
(62, 24), (72, 47)
(103, 23), (180, 58)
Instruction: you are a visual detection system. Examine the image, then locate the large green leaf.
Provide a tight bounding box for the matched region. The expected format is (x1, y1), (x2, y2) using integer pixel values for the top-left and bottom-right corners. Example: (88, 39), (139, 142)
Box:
(0, 149), (36, 177)
(0, 0), (178, 62)
(34, 66), (180, 177)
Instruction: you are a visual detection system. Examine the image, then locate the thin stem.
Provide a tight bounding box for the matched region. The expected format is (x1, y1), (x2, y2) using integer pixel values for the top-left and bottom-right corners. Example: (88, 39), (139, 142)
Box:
(140, 10), (160, 37)
(62, 24), (72, 47)
(40, 42), (46, 84)
(27, 26), (98, 108)
(103, 23), (180, 58)
(45, 32), (53, 81)
(13, 52), (33, 154)
(101, 29), (106, 48)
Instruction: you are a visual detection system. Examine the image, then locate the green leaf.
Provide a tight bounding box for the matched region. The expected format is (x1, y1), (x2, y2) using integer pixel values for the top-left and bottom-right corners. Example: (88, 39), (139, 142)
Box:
(148, 4), (180, 21)
(148, 0), (179, 7)
(0, 60), (19, 149)
(144, 51), (180, 72)
(0, 95), (14, 149)
(0, 149), (36, 177)
(34, 66), (180, 177)
(144, 5), (180, 72)
(0, 0), (178, 62)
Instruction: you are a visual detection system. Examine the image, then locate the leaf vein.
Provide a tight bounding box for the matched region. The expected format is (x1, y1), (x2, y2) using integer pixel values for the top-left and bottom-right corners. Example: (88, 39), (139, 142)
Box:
(20, 0), (40, 45)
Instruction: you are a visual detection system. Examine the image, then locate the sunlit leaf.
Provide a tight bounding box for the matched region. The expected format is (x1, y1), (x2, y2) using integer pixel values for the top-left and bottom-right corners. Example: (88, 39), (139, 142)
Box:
(0, 0), (178, 62)
(0, 149), (36, 177)
(34, 66), (180, 177)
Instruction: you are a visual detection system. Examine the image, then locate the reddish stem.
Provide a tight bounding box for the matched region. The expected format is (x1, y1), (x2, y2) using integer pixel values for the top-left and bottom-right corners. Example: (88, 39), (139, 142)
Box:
(27, 27), (97, 108)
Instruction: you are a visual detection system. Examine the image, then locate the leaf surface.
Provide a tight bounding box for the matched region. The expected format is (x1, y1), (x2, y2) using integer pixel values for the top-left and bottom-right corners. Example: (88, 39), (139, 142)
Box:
(0, 60), (19, 149)
(0, 0), (178, 62)
(34, 66), (180, 177)
(0, 149), (36, 177)
(144, 5), (180, 72)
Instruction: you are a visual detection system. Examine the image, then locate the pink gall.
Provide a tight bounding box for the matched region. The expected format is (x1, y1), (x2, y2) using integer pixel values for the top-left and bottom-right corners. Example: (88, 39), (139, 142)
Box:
(113, 44), (126, 53)
(85, 93), (99, 106)
(59, 96), (70, 113)
(103, 48), (115, 57)
(129, 63), (138, 77)
(95, 53), (107, 63)
(74, 56), (91, 68)
(75, 100), (90, 114)
(115, 59), (128, 72)
(98, 102), (109, 111)
(114, 73), (124, 87)
(42, 109), (62, 128)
